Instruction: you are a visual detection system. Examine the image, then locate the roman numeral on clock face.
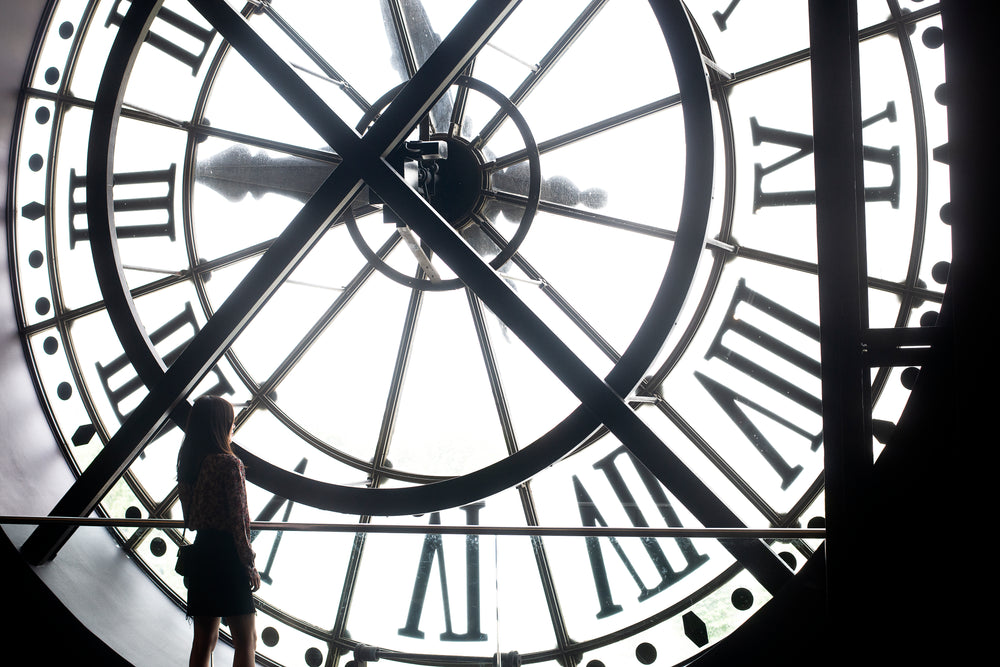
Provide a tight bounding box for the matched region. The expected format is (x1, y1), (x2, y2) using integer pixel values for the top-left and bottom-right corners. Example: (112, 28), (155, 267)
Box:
(712, 0), (744, 31)
(574, 447), (710, 619)
(398, 503), (488, 642)
(752, 101), (900, 211)
(68, 165), (177, 249)
(695, 279), (823, 491)
(95, 301), (234, 435)
(105, 0), (216, 76)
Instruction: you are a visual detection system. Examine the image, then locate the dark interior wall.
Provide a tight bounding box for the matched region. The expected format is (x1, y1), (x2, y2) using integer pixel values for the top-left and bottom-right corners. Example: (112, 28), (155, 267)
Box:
(1, 1), (130, 664)
(699, 1), (992, 663)
(1, 1), (990, 665)
(3, 530), (133, 665)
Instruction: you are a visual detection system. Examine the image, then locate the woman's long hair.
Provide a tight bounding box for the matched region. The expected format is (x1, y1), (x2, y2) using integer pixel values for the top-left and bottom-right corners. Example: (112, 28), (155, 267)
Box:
(176, 395), (235, 485)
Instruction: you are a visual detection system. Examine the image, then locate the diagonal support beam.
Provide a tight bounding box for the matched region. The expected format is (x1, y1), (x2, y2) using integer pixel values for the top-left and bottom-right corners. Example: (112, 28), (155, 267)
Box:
(21, 0), (520, 565)
(24, 0), (794, 596)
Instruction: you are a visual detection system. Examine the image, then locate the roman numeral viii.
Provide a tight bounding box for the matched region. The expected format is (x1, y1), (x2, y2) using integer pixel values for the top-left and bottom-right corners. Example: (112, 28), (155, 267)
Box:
(695, 279), (822, 491)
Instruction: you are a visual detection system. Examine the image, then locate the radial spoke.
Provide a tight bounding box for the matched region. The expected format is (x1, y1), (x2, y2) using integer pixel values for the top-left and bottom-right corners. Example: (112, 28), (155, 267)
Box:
(383, 0), (421, 79)
(652, 396), (794, 527)
(473, 213), (621, 364)
(733, 244), (945, 304)
(474, 0), (611, 148)
(28, 86), (345, 166)
(371, 268), (426, 482)
(259, 232), (401, 394)
(189, 0), (372, 157)
(330, 533), (370, 667)
(448, 61), (476, 136)
(254, 0), (374, 114)
(466, 288), (519, 455)
(23, 273), (183, 337)
(517, 485), (575, 654)
(490, 93), (681, 171)
(190, 121), (343, 166)
(490, 190), (678, 241)
(249, 233), (407, 469)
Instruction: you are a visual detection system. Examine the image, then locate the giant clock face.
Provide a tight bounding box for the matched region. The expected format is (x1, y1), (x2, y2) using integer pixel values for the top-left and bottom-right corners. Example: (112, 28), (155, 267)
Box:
(9, 1), (951, 666)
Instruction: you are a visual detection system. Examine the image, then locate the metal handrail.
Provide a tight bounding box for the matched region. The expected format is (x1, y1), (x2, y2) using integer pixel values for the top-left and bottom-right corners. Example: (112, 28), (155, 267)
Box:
(0, 515), (824, 539)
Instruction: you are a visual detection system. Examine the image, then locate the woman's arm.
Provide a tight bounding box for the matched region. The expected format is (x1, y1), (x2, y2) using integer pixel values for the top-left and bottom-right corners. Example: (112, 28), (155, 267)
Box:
(177, 483), (191, 528)
(221, 456), (258, 580)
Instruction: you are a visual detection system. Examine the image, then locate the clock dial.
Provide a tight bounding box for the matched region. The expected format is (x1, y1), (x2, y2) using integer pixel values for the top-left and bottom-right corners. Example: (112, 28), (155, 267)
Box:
(9, 1), (950, 666)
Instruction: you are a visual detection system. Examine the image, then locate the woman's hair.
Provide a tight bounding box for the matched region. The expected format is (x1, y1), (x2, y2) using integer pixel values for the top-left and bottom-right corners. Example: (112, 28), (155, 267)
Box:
(176, 395), (235, 484)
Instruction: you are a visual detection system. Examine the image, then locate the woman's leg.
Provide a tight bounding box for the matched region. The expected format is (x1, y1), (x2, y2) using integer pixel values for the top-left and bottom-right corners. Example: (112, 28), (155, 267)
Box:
(227, 613), (257, 667)
(190, 616), (220, 667)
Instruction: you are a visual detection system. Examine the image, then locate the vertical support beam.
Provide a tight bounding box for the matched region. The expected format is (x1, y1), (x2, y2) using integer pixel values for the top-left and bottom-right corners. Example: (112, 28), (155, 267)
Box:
(808, 0), (873, 648)
(940, 4), (991, 440)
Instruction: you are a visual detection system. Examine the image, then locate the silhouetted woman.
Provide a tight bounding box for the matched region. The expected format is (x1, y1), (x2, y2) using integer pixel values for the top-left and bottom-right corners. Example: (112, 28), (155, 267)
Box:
(177, 395), (261, 667)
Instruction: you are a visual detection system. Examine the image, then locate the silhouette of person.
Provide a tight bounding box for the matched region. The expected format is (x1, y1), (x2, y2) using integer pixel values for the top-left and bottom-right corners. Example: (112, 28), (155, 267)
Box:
(177, 395), (261, 667)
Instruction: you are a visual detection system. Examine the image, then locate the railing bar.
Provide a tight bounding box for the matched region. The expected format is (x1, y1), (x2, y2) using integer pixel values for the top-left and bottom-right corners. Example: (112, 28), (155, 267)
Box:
(1, 516), (823, 538)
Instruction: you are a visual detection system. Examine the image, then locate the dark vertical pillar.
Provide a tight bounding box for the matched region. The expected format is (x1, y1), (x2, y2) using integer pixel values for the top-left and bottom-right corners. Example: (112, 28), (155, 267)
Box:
(807, 0), (873, 652)
(940, 5), (992, 426)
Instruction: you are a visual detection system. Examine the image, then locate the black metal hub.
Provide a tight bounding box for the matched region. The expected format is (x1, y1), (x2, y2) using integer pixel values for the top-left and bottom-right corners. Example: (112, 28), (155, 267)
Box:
(346, 75), (542, 291)
(426, 134), (486, 229)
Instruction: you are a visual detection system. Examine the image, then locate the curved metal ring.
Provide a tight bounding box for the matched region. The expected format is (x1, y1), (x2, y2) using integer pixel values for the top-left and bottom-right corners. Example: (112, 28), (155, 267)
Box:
(84, 0), (714, 516)
(346, 75), (541, 291)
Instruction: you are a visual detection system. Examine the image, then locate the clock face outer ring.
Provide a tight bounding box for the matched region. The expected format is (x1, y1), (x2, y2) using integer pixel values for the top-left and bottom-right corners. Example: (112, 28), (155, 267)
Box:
(87, 0), (715, 515)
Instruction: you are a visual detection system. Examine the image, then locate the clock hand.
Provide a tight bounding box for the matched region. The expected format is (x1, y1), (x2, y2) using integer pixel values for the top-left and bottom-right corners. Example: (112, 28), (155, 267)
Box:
(342, 3), (795, 594)
(95, 1), (557, 509)
(354, 136), (794, 595)
(21, 0), (522, 564)
(26, 0), (792, 594)
(396, 225), (443, 282)
(190, 0), (516, 171)
(196, 144), (345, 204)
(380, 0), (453, 135)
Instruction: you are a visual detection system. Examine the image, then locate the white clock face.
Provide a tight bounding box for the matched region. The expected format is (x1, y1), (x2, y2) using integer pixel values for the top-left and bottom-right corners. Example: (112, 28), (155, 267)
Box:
(10, 1), (950, 666)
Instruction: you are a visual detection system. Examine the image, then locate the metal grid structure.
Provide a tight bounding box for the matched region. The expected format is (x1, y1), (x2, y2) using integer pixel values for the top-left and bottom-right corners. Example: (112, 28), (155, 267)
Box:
(5, 2), (955, 666)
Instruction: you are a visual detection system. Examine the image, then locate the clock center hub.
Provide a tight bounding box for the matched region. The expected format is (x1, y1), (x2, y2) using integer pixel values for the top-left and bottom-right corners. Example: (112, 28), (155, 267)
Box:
(425, 134), (486, 230)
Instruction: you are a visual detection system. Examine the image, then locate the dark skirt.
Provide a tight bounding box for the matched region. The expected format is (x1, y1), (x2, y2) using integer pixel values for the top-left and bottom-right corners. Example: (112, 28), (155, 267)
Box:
(185, 529), (255, 618)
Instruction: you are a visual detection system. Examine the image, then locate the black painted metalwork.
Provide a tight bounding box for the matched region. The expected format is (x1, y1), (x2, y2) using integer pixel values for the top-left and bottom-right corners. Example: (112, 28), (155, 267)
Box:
(472, 212), (622, 364)
(345, 76), (540, 291)
(257, 0), (373, 114)
(21, 0), (795, 602)
(807, 0), (874, 654)
(472, 0), (610, 149)
(22, 0), (522, 561)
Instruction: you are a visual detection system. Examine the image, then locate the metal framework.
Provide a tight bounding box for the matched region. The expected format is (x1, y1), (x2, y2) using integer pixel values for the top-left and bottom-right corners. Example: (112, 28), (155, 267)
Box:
(22, 2), (794, 602)
(6, 1), (954, 665)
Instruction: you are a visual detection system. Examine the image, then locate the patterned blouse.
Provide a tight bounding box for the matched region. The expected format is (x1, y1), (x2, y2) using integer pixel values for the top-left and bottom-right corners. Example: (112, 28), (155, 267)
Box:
(179, 452), (256, 575)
